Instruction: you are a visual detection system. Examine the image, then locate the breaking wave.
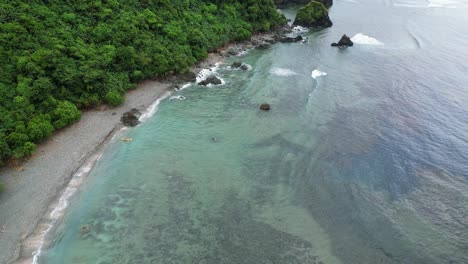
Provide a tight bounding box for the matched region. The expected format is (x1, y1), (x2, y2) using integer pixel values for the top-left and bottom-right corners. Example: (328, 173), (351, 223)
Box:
(351, 33), (384, 45)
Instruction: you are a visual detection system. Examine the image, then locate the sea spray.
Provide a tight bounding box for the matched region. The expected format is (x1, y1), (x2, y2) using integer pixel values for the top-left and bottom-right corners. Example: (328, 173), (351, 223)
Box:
(170, 95), (187, 101)
(196, 62), (225, 85)
(271, 68), (298, 77)
(311, 69), (328, 79)
(351, 33), (384, 45)
(139, 91), (171, 123)
(292, 26), (309, 33)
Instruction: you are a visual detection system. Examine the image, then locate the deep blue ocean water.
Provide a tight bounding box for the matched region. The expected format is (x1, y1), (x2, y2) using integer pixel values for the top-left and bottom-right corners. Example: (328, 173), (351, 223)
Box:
(40, 0), (468, 263)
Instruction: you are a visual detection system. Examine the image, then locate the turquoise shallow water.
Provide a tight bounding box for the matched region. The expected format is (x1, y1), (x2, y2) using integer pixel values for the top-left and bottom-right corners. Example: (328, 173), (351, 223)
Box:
(41, 1), (468, 263)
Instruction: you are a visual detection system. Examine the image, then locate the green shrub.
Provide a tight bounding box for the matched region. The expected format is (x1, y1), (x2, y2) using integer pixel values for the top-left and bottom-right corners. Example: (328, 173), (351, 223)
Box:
(294, 1), (329, 26)
(13, 142), (36, 159)
(52, 101), (81, 129)
(0, 0), (285, 164)
(105, 90), (125, 106)
(27, 114), (54, 142)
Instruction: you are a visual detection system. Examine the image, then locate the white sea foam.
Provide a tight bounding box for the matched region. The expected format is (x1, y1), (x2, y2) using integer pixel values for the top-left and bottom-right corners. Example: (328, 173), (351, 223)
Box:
(351, 33), (384, 45)
(170, 95), (186, 101)
(271, 67), (298, 77)
(196, 63), (225, 86)
(292, 26), (309, 33)
(392, 0), (428, 8)
(139, 91), (171, 122)
(196, 62), (222, 83)
(427, 0), (459, 7)
(392, 0), (459, 8)
(179, 83), (192, 90)
(311, 69), (327, 79)
(196, 69), (214, 83)
(236, 50), (249, 57)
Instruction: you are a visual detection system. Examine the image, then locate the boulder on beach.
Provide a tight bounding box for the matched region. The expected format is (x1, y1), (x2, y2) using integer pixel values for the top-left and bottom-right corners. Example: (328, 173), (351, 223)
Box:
(292, 1), (333, 28)
(178, 71), (197, 82)
(198, 76), (222, 86)
(121, 108), (141, 127)
(331, 34), (354, 47)
(260, 103), (271, 111)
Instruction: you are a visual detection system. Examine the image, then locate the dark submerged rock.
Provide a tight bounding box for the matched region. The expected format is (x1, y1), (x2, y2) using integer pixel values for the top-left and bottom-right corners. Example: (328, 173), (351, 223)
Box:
(198, 76), (222, 86)
(260, 103), (271, 111)
(240, 64), (249, 71)
(292, 1), (333, 28)
(81, 224), (91, 235)
(331, 34), (353, 47)
(256, 43), (271, 50)
(121, 108), (141, 127)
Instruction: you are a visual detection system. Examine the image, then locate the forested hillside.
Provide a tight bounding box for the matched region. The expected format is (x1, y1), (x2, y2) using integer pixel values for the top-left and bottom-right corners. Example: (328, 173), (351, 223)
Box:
(0, 0), (285, 163)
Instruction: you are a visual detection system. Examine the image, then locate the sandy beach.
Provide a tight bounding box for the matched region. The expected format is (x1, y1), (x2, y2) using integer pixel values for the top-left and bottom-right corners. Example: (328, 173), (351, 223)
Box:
(0, 31), (280, 264)
(0, 80), (171, 264)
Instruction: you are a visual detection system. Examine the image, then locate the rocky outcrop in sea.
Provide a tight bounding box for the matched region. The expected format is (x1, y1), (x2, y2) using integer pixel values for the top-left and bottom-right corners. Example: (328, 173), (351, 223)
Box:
(331, 34), (354, 47)
(292, 1), (333, 28)
(275, 0), (333, 9)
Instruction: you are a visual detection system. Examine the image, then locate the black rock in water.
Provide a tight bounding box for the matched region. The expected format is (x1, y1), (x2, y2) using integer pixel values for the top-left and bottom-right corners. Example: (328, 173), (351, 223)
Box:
(198, 76), (222, 86)
(278, 35), (304, 43)
(331, 34), (354, 47)
(232, 61), (242, 68)
(256, 43), (271, 50)
(240, 64), (249, 71)
(260, 103), (271, 111)
(121, 109), (141, 127)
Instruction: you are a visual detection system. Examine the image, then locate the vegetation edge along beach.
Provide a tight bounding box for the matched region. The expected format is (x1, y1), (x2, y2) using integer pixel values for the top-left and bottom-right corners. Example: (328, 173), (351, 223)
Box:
(0, 0), (334, 263)
(0, 0), (287, 166)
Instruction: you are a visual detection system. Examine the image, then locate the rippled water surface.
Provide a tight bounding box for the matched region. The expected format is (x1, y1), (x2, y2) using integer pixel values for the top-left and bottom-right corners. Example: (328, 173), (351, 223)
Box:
(42, 0), (468, 263)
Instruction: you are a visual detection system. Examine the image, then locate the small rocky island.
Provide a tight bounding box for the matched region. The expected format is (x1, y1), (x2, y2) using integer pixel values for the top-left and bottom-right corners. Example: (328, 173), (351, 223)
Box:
(293, 1), (333, 28)
(331, 34), (354, 47)
(275, 0), (332, 8)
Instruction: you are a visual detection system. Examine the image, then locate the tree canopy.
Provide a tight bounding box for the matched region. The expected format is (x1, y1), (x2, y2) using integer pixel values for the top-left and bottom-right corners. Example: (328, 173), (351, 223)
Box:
(0, 0), (285, 164)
